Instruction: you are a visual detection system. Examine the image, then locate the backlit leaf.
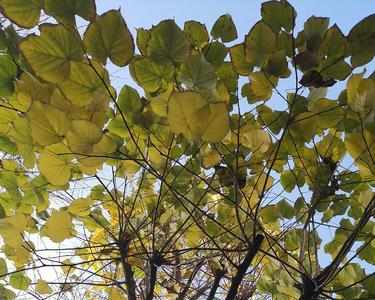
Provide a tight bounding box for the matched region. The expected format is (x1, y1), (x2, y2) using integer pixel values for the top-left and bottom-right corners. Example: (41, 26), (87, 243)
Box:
(0, 0), (42, 28)
(83, 10), (134, 67)
(20, 24), (84, 82)
(147, 20), (191, 64)
(43, 210), (72, 243)
(211, 14), (238, 43)
(44, 0), (96, 25)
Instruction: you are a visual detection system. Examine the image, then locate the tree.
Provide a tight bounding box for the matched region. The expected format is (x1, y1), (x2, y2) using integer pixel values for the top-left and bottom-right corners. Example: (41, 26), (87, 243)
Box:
(0, 0), (373, 299)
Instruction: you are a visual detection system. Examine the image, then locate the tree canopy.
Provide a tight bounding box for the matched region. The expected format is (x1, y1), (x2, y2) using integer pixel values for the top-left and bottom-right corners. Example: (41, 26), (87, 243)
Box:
(0, 0), (374, 299)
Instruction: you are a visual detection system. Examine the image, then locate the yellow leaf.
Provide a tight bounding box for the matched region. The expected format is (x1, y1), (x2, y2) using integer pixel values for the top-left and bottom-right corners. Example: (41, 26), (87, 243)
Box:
(168, 92), (229, 142)
(38, 143), (72, 186)
(0, 0), (42, 28)
(347, 71), (375, 113)
(241, 128), (271, 153)
(68, 197), (93, 217)
(43, 210), (72, 243)
(66, 120), (102, 154)
(36, 279), (53, 294)
(28, 101), (70, 146)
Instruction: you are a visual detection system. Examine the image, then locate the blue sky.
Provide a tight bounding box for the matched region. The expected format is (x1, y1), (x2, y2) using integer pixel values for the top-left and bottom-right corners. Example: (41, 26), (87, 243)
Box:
(96, 0), (375, 37)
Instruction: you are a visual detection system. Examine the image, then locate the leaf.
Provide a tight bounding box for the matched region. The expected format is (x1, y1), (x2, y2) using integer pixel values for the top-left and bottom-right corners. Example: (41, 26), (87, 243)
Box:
(68, 197), (93, 217)
(147, 20), (191, 64)
(136, 28), (151, 56)
(318, 24), (346, 60)
(59, 60), (111, 106)
(131, 57), (174, 92)
(348, 14), (375, 67)
(118, 85), (142, 115)
(28, 101), (70, 146)
(203, 41), (228, 68)
(9, 272), (31, 290)
(229, 44), (253, 76)
(0, 0), (42, 28)
(211, 14), (238, 43)
(43, 210), (72, 243)
(242, 72), (278, 103)
(167, 91), (206, 141)
(38, 143), (72, 186)
(265, 50), (290, 78)
(0, 258), (7, 276)
(20, 24), (84, 82)
(35, 279), (53, 295)
(167, 91), (229, 142)
(177, 55), (217, 91)
(83, 10), (134, 67)
(0, 56), (18, 97)
(260, 205), (280, 223)
(276, 199), (294, 219)
(44, 0), (96, 25)
(346, 71), (375, 113)
(184, 20), (209, 49)
(66, 120), (103, 154)
(9, 118), (36, 168)
(241, 128), (271, 153)
(299, 70), (336, 88)
(244, 21), (277, 67)
(261, 0), (296, 32)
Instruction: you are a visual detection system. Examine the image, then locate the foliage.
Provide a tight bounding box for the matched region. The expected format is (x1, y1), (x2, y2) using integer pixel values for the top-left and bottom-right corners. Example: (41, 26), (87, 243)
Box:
(0, 0), (374, 299)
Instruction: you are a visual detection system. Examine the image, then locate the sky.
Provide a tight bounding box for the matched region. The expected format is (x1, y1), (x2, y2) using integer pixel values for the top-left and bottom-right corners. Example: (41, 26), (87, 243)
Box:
(91, 0), (375, 96)
(95, 0), (375, 37)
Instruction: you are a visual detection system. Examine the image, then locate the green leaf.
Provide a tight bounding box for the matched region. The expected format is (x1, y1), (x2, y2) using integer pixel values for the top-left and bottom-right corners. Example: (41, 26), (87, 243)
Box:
(147, 20), (191, 64)
(0, 0), (42, 28)
(265, 50), (290, 78)
(301, 16), (329, 52)
(9, 272), (31, 290)
(203, 41), (228, 68)
(0, 204), (6, 219)
(276, 199), (294, 219)
(261, 0), (296, 32)
(184, 20), (209, 49)
(20, 24), (84, 82)
(177, 55), (217, 91)
(348, 14), (375, 67)
(44, 0), (96, 25)
(260, 205), (280, 223)
(242, 72), (278, 103)
(229, 44), (253, 76)
(211, 14), (238, 43)
(83, 10), (134, 67)
(131, 57), (174, 92)
(318, 24), (346, 60)
(136, 28), (151, 56)
(0, 56), (18, 97)
(118, 85), (142, 115)
(244, 21), (277, 67)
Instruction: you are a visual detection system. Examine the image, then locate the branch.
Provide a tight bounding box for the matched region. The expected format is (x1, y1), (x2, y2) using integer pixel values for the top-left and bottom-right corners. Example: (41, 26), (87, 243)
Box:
(224, 234), (264, 300)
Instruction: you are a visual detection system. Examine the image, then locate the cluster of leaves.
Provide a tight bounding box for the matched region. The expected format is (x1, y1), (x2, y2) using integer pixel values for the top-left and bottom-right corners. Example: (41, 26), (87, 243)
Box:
(0, 0), (374, 299)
